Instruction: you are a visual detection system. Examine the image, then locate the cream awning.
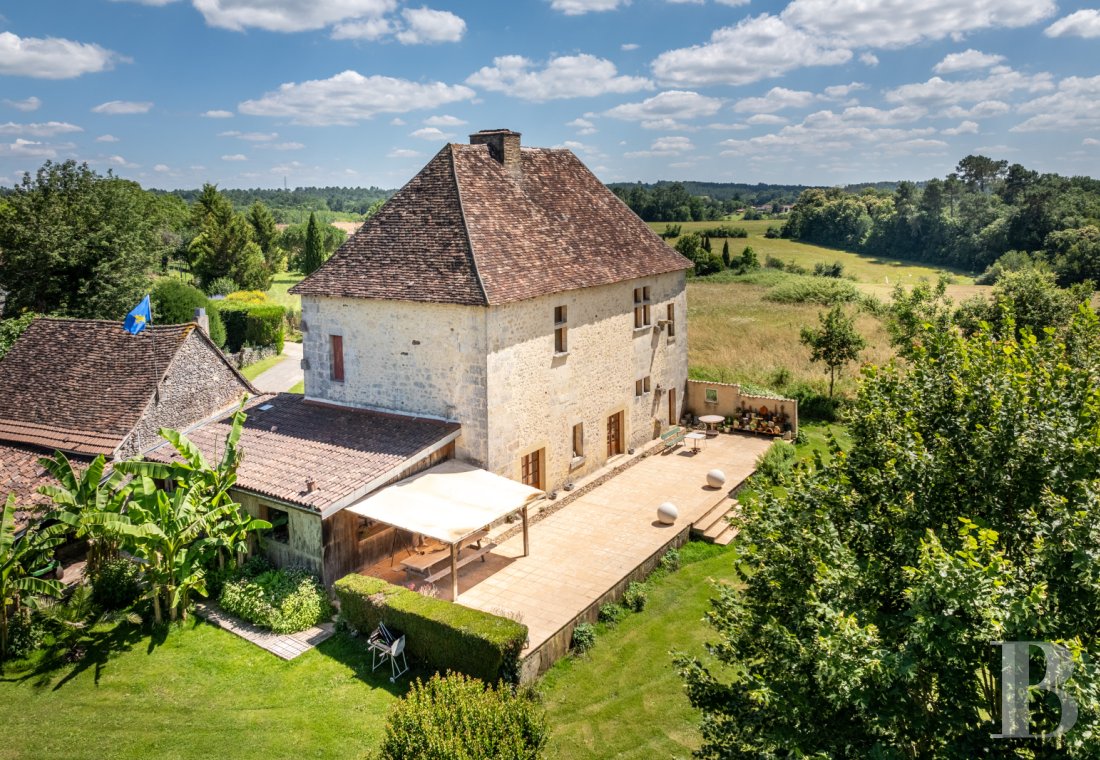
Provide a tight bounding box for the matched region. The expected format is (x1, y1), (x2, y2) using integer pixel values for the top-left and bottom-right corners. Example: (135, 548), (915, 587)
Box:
(344, 459), (543, 544)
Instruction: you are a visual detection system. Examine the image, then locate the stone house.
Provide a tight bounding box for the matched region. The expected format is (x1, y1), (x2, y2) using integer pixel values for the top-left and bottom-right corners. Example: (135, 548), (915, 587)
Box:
(0, 318), (254, 530)
(291, 129), (693, 494)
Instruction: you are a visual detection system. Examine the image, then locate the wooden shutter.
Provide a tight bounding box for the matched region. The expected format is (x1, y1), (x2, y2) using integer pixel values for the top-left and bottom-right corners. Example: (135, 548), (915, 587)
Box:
(331, 335), (344, 382)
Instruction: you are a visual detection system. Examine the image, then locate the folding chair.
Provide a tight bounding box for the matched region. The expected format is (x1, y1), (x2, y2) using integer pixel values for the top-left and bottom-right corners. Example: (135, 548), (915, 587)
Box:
(368, 622), (409, 682)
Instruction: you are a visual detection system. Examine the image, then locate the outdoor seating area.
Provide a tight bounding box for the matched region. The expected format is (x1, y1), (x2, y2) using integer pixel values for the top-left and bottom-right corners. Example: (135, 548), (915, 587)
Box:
(399, 529), (495, 584)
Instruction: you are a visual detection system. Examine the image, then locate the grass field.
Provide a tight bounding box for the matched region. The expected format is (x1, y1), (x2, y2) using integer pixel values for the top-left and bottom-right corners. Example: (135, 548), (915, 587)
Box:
(265, 271), (304, 312)
(238, 352), (286, 381)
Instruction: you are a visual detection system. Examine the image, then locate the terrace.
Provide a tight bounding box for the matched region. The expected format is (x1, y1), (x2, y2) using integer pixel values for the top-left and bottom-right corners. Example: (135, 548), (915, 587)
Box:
(362, 431), (773, 680)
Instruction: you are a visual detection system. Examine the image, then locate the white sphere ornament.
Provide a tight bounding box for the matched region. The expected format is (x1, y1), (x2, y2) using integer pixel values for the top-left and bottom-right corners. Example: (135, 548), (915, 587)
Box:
(706, 469), (727, 489)
(657, 501), (679, 524)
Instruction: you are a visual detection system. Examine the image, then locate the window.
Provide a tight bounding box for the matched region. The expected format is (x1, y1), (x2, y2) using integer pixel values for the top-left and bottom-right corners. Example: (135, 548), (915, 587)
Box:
(521, 449), (544, 489)
(635, 376), (651, 397)
(260, 505), (290, 544)
(705, 388), (718, 404)
(554, 305), (568, 354)
(330, 335), (345, 382)
(633, 286), (651, 328)
(607, 412), (624, 457)
(666, 303), (676, 338)
(572, 423), (584, 458)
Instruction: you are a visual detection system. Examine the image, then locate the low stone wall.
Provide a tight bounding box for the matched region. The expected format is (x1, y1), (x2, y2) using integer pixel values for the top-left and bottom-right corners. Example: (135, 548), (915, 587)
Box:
(685, 379), (798, 436)
(228, 344), (280, 370)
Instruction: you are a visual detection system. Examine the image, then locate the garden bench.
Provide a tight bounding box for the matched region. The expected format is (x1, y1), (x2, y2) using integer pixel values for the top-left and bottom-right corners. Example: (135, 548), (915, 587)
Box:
(661, 425), (686, 451)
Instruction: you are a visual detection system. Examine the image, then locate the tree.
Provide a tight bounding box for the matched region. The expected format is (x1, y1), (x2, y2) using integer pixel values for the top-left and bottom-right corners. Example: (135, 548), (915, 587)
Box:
(0, 495), (65, 662)
(0, 161), (164, 319)
(739, 245), (758, 271)
(956, 153), (1009, 192)
(300, 212), (326, 275)
(247, 201), (286, 273)
(799, 305), (865, 397)
(281, 214), (346, 274)
(721, 240), (731, 268)
(679, 309), (1100, 758)
(188, 185), (271, 291)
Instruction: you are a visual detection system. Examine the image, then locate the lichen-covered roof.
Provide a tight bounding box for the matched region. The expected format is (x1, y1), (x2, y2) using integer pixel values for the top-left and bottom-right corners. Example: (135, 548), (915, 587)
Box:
(291, 143), (691, 305)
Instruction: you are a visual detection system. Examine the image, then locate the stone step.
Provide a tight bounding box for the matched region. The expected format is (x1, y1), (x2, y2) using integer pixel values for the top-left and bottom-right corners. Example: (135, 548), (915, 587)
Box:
(693, 501), (732, 534)
(712, 524), (738, 546)
(703, 512), (735, 540)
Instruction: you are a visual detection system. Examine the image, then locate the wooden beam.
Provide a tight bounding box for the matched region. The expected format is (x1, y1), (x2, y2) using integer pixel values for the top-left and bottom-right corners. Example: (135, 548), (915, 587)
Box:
(450, 542), (459, 601)
(522, 506), (529, 557)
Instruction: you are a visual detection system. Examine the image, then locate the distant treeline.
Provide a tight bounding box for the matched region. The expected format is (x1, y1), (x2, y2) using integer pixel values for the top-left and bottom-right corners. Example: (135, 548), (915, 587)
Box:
(156, 186), (394, 223)
(782, 155), (1100, 284)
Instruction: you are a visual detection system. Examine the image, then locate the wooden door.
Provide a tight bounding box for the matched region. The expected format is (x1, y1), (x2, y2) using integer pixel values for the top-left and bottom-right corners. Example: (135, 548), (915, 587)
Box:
(607, 412), (623, 457)
(669, 388), (677, 427)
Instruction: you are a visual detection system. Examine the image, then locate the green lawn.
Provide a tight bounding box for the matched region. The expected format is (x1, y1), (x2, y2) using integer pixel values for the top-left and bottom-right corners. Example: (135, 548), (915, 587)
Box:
(266, 271), (305, 312)
(0, 620), (401, 760)
(288, 379), (304, 394)
(239, 352), (286, 381)
(541, 542), (735, 760)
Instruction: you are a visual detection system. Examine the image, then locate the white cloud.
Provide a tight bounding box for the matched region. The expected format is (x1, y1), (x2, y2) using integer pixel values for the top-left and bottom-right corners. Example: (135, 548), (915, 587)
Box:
(823, 82), (866, 99)
(734, 87), (815, 113)
(387, 148), (423, 158)
(260, 142), (305, 151)
(550, 0), (626, 15)
(652, 14), (851, 87)
(1045, 9), (1100, 38)
(202, 109), (234, 118)
(4, 96), (41, 112)
(1013, 75), (1100, 132)
(860, 52), (879, 66)
(331, 17), (394, 40)
(192, 0), (396, 32)
(1084, 137), (1100, 146)
(410, 126), (452, 140)
(424, 114), (467, 127)
(715, 0), (750, 5)
(238, 71), (475, 126)
(885, 67), (1054, 107)
(96, 134), (120, 142)
(92, 100), (153, 115)
(153, 163), (171, 172)
(625, 135), (695, 157)
(621, 43), (639, 51)
(747, 114), (789, 125)
(942, 120), (979, 135)
(6, 138), (69, 158)
(0, 32), (125, 79)
(396, 7), (466, 44)
(942, 100), (1010, 119)
(781, 0), (1056, 49)
(933, 49), (1005, 74)
(221, 153), (248, 161)
(219, 130), (278, 141)
(111, 0), (179, 5)
(467, 54), (651, 101)
(390, 117), (406, 125)
(567, 117), (597, 135)
(107, 154), (139, 168)
(0, 121), (82, 137)
(603, 90), (723, 129)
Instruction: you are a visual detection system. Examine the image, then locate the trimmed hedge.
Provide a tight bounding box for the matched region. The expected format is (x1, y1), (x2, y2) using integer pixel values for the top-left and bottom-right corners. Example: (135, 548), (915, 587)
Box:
(215, 300), (285, 353)
(335, 574), (527, 684)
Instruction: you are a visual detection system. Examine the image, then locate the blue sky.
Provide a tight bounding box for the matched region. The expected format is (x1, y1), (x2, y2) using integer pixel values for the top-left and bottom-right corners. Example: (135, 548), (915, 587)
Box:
(1, 0), (1099, 189)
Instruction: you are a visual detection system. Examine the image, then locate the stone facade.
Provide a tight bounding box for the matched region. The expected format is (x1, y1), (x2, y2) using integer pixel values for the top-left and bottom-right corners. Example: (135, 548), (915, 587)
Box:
(120, 330), (254, 458)
(302, 269), (688, 493)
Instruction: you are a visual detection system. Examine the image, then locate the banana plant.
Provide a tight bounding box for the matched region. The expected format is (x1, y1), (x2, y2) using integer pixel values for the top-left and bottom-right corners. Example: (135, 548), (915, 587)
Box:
(0, 495), (66, 662)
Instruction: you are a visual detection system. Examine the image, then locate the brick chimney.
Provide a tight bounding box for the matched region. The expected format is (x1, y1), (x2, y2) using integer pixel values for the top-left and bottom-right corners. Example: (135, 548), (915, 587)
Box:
(470, 129), (521, 177)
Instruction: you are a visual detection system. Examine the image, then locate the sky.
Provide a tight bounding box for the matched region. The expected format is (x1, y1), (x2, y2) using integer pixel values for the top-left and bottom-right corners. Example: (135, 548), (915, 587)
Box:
(1, 0), (1099, 190)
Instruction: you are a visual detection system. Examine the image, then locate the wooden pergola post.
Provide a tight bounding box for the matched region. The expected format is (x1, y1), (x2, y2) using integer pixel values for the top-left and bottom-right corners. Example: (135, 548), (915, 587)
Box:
(450, 542), (459, 601)
(522, 506), (529, 557)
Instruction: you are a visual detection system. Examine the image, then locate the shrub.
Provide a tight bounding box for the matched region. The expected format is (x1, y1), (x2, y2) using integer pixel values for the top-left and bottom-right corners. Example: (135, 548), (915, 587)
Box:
(151, 278), (208, 324)
(621, 581), (648, 612)
(659, 223), (682, 239)
(335, 574), (528, 683)
(755, 440), (798, 484)
(222, 290), (270, 305)
(795, 427), (809, 446)
(763, 276), (858, 305)
(4, 609), (45, 660)
(0, 312), (38, 361)
(377, 672), (548, 760)
(764, 254), (786, 270)
(813, 261), (845, 278)
(219, 566), (332, 634)
(89, 557), (143, 610)
(204, 276), (239, 297)
(205, 307), (227, 348)
(658, 547), (681, 573)
(216, 300), (285, 353)
(571, 622), (597, 653)
(699, 225), (748, 238)
(764, 225), (782, 239)
(787, 381), (843, 422)
(597, 603), (626, 625)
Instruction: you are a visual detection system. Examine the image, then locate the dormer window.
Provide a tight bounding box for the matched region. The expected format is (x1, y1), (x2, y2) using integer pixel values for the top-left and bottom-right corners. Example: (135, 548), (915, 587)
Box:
(633, 286), (651, 328)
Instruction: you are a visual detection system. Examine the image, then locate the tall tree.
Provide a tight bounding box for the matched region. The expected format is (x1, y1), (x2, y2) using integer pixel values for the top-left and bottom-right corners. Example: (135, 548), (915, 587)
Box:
(799, 305), (865, 397)
(300, 212), (326, 275)
(187, 185), (270, 291)
(247, 201), (286, 273)
(0, 161), (163, 319)
(680, 308), (1100, 758)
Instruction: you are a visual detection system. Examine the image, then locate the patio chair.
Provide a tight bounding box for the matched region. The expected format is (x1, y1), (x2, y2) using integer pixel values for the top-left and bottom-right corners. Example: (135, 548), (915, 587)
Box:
(369, 623), (409, 682)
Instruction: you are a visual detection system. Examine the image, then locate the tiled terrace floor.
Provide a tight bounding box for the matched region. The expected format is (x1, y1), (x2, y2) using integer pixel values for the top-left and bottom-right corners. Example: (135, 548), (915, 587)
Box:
(365, 432), (774, 656)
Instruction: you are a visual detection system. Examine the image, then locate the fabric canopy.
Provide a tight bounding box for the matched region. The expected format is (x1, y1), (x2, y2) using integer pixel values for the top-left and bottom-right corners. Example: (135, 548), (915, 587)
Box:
(344, 459), (544, 544)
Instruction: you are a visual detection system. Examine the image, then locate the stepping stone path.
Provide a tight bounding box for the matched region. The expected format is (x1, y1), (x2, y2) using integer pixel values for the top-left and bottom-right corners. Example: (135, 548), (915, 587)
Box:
(194, 602), (334, 660)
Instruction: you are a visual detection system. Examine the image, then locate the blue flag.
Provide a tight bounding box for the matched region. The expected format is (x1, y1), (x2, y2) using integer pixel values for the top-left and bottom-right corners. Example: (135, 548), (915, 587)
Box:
(123, 295), (152, 335)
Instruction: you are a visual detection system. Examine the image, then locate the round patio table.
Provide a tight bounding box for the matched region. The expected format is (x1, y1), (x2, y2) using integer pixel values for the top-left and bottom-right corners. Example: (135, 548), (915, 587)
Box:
(699, 414), (724, 437)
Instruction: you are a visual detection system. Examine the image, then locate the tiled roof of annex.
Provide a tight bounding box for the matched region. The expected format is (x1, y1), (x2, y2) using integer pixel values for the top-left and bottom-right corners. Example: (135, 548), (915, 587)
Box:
(291, 133), (691, 306)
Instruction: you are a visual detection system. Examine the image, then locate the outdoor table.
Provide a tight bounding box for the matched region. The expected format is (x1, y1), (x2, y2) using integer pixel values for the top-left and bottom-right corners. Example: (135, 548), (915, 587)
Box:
(699, 414), (724, 437)
(685, 431), (706, 453)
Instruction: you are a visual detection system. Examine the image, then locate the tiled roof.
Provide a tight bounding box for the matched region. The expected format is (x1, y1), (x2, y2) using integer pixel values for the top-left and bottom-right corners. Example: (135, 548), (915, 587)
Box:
(146, 394), (460, 513)
(291, 142), (691, 305)
(0, 442), (89, 532)
(0, 318), (240, 456)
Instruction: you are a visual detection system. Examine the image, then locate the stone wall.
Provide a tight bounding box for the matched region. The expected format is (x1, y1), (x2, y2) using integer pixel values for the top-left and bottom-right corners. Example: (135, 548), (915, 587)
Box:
(300, 296), (490, 466)
(485, 271), (688, 491)
(685, 379), (798, 435)
(120, 331), (253, 458)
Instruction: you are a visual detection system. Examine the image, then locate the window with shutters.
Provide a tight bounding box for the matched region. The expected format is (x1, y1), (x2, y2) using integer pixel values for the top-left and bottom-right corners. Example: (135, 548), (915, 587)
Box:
(330, 335), (344, 382)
